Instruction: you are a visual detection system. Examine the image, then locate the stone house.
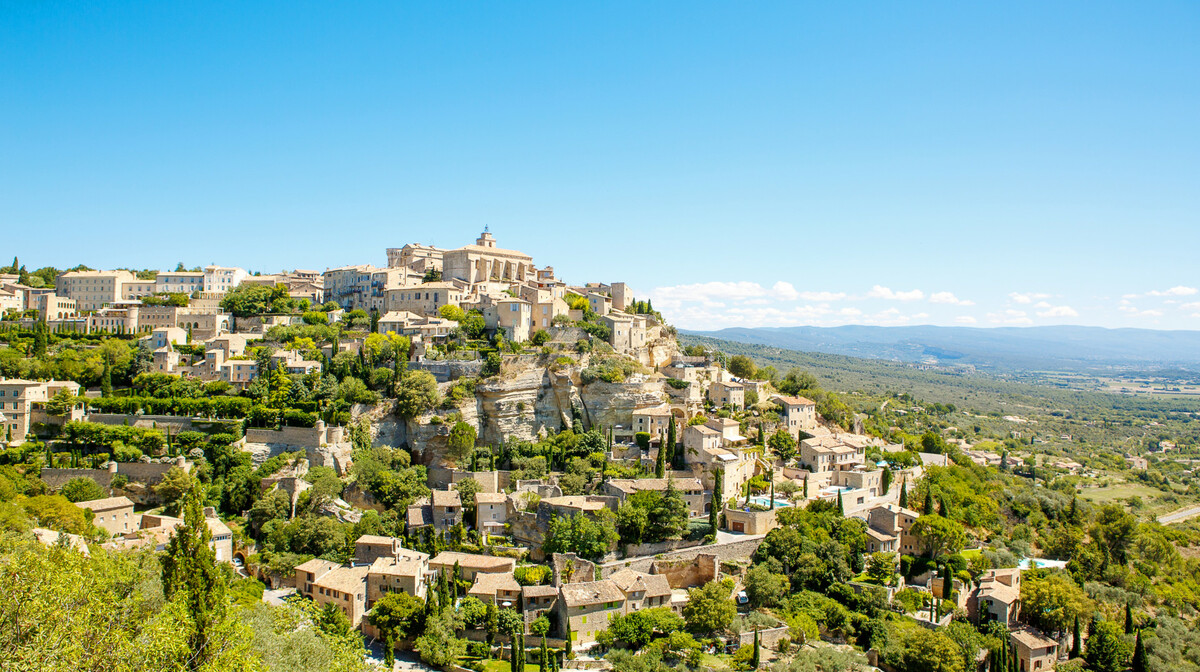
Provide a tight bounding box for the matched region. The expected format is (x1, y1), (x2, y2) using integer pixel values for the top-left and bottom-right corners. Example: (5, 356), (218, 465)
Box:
(609, 568), (672, 611)
(558, 580), (626, 646)
(76, 496), (135, 536)
(969, 568), (1022, 626)
(631, 406), (673, 442)
(866, 504), (920, 556)
(1010, 628), (1058, 672)
(602, 478), (709, 518)
(429, 551), (517, 582)
(468, 571), (523, 607)
(0, 378), (84, 444)
(772, 395), (817, 438)
(475, 491), (509, 536)
(366, 551), (430, 606)
(353, 535), (405, 564)
(707, 381), (745, 409)
(310, 565), (370, 627)
(722, 505), (778, 535)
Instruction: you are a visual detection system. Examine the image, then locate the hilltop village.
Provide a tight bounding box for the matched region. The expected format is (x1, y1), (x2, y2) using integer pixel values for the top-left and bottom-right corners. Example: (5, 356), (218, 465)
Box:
(0, 234), (1184, 672)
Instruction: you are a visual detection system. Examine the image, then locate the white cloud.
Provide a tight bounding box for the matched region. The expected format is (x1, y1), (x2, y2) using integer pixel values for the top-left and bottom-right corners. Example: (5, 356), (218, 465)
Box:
(798, 291), (847, 302)
(1009, 292), (1050, 305)
(1036, 305), (1079, 318)
(1148, 286), (1198, 297)
(1034, 301), (1052, 309)
(1179, 302), (1200, 311)
(770, 281), (799, 301)
(868, 285), (925, 301)
(955, 316), (978, 324)
(988, 310), (1033, 325)
(929, 291), (975, 306)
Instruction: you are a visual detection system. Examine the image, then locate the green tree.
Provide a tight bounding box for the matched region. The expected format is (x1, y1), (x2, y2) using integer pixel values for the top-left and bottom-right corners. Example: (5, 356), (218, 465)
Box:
(1084, 621), (1130, 672)
(728, 355), (755, 380)
(910, 515), (966, 559)
(743, 564), (788, 608)
(654, 438), (666, 478)
(447, 421), (477, 465)
(1071, 615), (1082, 659)
(161, 486), (226, 672)
(683, 580), (736, 635)
(396, 369), (440, 418)
(767, 429), (797, 463)
(59, 476), (106, 503)
(1020, 572), (1089, 636)
(369, 591), (425, 667)
(1131, 630), (1147, 672)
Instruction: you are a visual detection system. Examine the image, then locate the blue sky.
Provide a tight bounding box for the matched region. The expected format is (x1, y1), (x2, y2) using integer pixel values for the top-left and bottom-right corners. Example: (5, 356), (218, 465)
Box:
(2, 2), (1198, 330)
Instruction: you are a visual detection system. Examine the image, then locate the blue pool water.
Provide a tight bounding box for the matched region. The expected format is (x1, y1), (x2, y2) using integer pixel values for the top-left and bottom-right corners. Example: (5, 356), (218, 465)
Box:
(748, 496), (793, 508)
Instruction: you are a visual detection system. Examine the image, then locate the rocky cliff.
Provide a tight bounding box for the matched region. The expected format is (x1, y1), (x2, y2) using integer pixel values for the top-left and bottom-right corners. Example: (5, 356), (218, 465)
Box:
(360, 338), (680, 468)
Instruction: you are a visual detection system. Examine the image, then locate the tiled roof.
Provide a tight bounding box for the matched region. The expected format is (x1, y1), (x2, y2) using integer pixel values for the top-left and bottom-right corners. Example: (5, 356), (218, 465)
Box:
(522, 585), (559, 598)
(1010, 629), (1058, 650)
(314, 565), (369, 595)
(432, 490), (462, 508)
(468, 572), (522, 597)
(475, 492), (508, 504)
(430, 551), (516, 571)
(772, 395), (816, 406)
(609, 568), (671, 598)
(607, 478), (704, 494)
(74, 496), (133, 511)
(560, 580), (625, 607)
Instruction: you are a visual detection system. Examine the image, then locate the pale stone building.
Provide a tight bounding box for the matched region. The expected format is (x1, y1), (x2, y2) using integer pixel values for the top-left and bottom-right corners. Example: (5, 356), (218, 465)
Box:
(443, 231), (535, 285)
(155, 271), (205, 294)
(0, 378), (84, 444)
(76, 496), (135, 536)
(559, 580), (626, 646)
(773, 395), (818, 437)
(56, 269), (137, 311)
(429, 551), (516, 582)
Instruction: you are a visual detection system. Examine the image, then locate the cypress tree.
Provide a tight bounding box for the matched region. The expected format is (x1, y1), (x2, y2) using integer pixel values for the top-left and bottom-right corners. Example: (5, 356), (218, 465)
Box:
(837, 490), (844, 515)
(710, 468), (723, 535)
(923, 488), (934, 515)
(161, 486), (226, 672)
(100, 356), (113, 398)
(803, 476), (808, 499)
(899, 479), (908, 507)
(1071, 615), (1082, 659)
(939, 494), (951, 518)
(751, 628), (760, 669)
(654, 435), (666, 478)
(669, 418), (683, 469)
(1125, 603), (1134, 634)
(881, 467), (893, 496)
(769, 475), (775, 510)
(565, 619), (572, 658)
(1131, 630), (1147, 672)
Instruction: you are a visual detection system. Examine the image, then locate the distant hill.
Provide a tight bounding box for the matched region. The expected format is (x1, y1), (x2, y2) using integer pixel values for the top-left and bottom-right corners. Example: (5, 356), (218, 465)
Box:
(680, 325), (1200, 371)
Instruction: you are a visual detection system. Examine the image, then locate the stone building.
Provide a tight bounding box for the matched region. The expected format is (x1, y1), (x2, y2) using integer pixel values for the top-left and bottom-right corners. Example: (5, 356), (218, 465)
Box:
(76, 496), (135, 536)
(442, 230), (535, 285)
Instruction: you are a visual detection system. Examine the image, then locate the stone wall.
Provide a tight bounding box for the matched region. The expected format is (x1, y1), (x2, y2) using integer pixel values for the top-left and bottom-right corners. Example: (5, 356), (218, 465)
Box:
(622, 538), (705, 558)
(648, 553), (718, 589)
(411, 359), (485, 382)
(551, 552), (597, 585)
(598, 536), (765, 577)
(735, 624), (790, 649)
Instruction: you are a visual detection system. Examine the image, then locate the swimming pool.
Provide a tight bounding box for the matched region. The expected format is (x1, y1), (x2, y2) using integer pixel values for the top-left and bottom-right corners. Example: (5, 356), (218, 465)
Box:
(747, 496), (793, 508)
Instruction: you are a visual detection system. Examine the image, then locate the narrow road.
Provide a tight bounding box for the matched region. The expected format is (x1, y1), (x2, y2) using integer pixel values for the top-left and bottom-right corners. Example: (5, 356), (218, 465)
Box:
(1158, 504), (1200, 525)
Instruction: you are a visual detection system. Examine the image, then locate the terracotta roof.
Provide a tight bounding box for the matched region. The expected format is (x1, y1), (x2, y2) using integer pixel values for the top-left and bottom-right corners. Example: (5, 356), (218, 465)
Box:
(407, 504), (433, 528)
(607, 478), (704, 494)
(541, 496), (606, 511)
(522, 585), (559, 598)
(430, 551), (516, 571)
(74, 496), (133, 511)
(979, 581), (1020, 605)
(369, 555), (426, 578)
(609, 568), (671, 599)
(635, 406), (673, 416)
(355, 534), (399, 546)
(432, 490), (462, 508)
(468, 572), (522, 597)
(295, 558), (340, 577)
(314, 565), (369, 596)
(773, 395), (816, 406)
(560, 580), (625, 608)
(475, 492), (508, 505)
(1010, 629), (1058, 650)
(865, 527), (897, 543)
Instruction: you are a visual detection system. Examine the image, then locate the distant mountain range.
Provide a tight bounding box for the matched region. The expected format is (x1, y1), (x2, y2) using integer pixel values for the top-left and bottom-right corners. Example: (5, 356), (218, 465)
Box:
(679, 325), (1200, 371)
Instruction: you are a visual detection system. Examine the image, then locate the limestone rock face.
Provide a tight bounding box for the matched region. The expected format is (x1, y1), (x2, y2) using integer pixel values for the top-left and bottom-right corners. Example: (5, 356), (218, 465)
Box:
(353, 339), (678, 467)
